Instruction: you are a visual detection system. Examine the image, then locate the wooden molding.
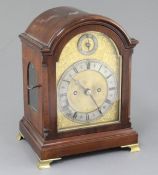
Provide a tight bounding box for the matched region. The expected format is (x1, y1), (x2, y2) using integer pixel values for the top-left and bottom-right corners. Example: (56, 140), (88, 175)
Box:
(20, 118), (138, 160)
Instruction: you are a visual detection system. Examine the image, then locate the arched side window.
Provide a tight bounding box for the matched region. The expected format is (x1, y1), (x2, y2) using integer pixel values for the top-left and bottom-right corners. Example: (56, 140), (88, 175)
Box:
(27, 63), (38, 111)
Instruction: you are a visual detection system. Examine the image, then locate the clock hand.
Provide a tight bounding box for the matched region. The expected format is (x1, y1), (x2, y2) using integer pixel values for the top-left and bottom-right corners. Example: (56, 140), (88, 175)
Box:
(72, 78), (87, 91)
(86, 35), (90, 51)
(87, 42), (90, 51)
(89, 94), (102, 114)
(72, 78), (101, 113)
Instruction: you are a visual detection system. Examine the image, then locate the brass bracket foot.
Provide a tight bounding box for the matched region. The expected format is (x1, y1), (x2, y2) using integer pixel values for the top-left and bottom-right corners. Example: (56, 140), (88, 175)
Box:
(37, 158), (61, 169)
(121, 143), (140, 152)
(17, 132), (24, 141)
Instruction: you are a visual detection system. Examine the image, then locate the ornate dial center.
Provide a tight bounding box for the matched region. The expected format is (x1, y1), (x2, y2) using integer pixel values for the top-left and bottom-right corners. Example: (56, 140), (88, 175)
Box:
(85, 88), (92, 95)
(57, 59), (118, 123)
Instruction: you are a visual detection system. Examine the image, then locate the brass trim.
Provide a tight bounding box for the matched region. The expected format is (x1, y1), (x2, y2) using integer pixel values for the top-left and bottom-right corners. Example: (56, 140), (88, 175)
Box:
(121, 143), (140, 152)
(37, 158), (61, 169)
(17, 132), (24, 141)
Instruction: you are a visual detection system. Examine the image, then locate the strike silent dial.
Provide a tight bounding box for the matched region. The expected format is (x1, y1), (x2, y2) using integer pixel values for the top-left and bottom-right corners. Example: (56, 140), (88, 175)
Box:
(77, 33), (98, 55)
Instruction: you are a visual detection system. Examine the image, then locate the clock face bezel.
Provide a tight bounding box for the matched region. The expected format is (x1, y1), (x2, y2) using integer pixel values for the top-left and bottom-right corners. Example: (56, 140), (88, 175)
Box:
(50, 24), (131, 138)
(57, 59), (118, 124)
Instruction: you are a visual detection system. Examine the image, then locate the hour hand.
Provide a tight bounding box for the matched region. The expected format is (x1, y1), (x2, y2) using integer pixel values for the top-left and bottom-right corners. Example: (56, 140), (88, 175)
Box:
(72, 78), (86, 91)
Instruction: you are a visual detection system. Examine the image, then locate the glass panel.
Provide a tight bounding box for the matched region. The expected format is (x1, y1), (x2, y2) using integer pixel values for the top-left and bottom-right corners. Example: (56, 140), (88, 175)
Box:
(28, 63), (38, 111)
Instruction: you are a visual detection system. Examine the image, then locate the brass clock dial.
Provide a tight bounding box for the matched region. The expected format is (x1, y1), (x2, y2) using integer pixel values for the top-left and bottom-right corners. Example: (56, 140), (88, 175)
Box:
(57, 31), (121, 132)
(77, 33), (98, 55)
(57, 59), (117, 123)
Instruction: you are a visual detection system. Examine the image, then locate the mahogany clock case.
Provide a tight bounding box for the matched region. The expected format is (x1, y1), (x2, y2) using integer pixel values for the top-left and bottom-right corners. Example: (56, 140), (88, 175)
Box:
(19, 7), (139, 160)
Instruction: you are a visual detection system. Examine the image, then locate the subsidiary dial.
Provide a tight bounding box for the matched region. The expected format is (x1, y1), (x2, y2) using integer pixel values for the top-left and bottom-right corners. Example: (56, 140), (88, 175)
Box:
(77, 33), (98, 55)
(57, 59), (118, 123)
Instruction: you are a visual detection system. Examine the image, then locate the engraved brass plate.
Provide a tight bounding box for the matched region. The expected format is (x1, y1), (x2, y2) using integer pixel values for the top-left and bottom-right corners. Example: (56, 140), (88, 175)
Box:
(56, 31), (122, 132)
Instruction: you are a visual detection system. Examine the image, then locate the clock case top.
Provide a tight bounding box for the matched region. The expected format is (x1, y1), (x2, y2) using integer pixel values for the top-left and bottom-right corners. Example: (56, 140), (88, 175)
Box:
(19, 6), (138, 160)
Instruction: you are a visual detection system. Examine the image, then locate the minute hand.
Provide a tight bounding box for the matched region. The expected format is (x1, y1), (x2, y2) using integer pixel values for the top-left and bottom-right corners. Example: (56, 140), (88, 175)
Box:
(89, 94), (102, 114)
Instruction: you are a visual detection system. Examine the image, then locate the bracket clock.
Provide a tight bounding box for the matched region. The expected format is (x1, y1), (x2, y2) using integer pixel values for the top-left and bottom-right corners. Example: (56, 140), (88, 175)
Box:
(17, 6), (140, 169)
